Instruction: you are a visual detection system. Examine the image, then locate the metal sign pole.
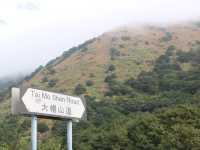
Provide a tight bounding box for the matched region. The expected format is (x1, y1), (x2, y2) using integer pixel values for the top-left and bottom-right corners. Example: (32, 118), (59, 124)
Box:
(11, 88), (87, 150)
(67, 120), (72, 150)
(32, 115), (37, 150)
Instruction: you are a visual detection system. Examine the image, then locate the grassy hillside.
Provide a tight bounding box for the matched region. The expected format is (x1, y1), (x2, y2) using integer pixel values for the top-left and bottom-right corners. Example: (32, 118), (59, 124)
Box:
(0, 22), (200, 149)
(23, 22), (200, 99)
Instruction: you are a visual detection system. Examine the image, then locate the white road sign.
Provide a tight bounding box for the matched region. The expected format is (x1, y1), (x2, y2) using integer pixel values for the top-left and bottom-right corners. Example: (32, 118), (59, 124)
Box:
(22, 88), (86, 119)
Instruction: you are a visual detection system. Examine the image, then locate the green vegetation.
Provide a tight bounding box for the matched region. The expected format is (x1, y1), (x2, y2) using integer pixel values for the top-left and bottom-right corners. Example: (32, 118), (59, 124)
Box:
(110, 47), (120, 60)
(104, 73), (117, 83)
(86, 80), (94, 86)
(47, 68), (56, 75)
(38, 122), (49, 133)
(68, 46), (200, 150)
(0, 49), (200, 149)
(41, 76), (48, 83)
(160, 32), (173, 42)
(106, 64), (116, 72)
(0, 24), (200, 149)
(74, 84), (86, 95)
(81, 47), (88, 52)
(48, 79), (57, 87)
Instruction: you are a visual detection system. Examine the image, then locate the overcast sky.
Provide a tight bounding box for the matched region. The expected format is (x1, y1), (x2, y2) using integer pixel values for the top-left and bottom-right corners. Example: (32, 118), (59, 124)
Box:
(0, 0), (200, 78)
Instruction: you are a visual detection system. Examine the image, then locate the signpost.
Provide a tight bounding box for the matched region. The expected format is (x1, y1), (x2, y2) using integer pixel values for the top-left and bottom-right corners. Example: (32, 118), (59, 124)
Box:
(11, 87), (86, 150)
(32, 115), (37, 150)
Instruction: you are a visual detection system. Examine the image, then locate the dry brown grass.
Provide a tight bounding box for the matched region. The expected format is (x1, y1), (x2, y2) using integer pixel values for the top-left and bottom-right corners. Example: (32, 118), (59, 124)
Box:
(23, 22), (200, 98)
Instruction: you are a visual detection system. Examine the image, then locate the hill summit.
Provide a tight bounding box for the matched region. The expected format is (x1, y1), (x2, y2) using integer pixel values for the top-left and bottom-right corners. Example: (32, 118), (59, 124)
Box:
(23, 22), (200, 99)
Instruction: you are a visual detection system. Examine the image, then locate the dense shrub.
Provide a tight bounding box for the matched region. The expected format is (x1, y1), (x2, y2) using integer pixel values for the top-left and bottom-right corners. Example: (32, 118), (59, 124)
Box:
(81, 47), (88, 52)
(74, 84), (86, 95)
(86, 80), (94, 86)
(104, 73), (117, 83)
(48, 79), (57, 87)
(127, 72), (159, 94)
(47, 68), (56, 74)
(160, 32), (172, 42)
(21, 119), (31, 130)
(38, 122), (49, 133)
(105, 81), (132, 96)
(110, 47), (120, 60)
(41, 76), (48, 83)
(166, 45), (176, 56)
(176, 51), (193, 63)
(106, 64), (116, 72)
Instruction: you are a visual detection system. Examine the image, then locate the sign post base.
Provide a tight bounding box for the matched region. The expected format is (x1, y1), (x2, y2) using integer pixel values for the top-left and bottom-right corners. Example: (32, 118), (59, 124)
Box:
(32, 115), (37, 150)
(67, 120), (72, 150)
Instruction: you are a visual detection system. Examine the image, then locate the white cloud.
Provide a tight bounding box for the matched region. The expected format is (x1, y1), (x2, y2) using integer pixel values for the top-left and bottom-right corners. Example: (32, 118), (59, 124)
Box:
(0, 0), (200, 77)
(0, 19), (6, 24)
(17, 1), (39, 10)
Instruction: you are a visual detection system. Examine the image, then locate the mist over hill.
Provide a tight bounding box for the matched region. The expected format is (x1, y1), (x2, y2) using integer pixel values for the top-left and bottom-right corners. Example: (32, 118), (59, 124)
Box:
(0, 74), (25, 95)
(2, 0), (200, 79)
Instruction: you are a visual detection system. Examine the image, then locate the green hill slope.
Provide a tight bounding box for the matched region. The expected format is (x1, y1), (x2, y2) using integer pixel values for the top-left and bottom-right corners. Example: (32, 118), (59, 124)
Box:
(0, 22), (200, 149)
(23, 22), (200, 99)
